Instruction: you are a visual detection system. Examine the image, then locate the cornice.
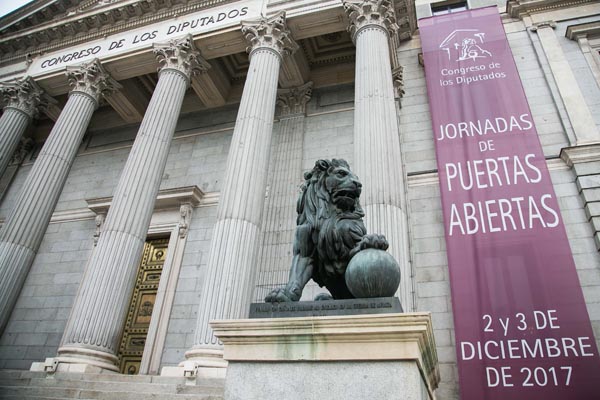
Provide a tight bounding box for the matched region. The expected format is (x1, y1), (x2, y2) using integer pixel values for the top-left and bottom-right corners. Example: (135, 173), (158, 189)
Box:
(0, 0), (239, 65)
(506, 0), (597, 20)
(565, 21), (600, 40)
(0, 0), (67, 33)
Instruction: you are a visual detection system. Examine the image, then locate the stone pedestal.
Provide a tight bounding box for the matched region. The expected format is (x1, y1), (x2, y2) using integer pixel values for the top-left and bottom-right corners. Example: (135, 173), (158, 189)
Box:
(212, 313), (439, 400)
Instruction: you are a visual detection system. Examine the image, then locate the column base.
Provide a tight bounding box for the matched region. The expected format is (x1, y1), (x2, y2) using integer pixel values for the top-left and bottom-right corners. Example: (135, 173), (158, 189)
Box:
(47, 346), (120, 373)
(183, 346), (228, 368)
(159, 346), (227, 379)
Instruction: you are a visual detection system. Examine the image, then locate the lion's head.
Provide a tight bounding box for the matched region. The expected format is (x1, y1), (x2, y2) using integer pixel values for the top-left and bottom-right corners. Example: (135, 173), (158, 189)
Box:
(297, 159), (364, 229)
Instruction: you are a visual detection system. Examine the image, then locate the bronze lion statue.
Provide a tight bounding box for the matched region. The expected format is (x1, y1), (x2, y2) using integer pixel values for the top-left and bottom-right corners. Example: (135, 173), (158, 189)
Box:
(265, 159), (388, 302)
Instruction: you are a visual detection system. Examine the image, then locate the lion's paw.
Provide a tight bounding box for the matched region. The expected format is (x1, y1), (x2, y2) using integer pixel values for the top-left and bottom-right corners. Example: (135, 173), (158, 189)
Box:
(265, 288), (299, 303)
(359, 234), (389, 251)
(314, 293), (334, 301)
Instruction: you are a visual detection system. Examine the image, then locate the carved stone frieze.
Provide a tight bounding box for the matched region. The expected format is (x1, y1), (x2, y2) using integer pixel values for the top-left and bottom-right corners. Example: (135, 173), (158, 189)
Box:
(0, 76), (54, 119)
(241, 11), (299, 59)
(343, 0), (399, 42)
(277, 81), (313, 116)
(153, 35), (210, 81)
(66, 58), (121, 105)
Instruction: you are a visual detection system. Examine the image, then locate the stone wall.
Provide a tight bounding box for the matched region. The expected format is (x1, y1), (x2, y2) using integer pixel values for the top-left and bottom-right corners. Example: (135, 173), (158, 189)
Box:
(0, 219), (94, 369)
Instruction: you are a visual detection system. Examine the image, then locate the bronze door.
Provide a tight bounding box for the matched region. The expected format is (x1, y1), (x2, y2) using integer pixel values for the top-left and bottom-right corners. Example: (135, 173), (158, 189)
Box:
(118, 238), (168, 374)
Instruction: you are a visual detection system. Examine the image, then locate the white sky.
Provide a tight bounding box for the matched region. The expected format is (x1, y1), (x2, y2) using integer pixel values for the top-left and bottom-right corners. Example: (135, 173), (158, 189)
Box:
(0, 0), (35, 19)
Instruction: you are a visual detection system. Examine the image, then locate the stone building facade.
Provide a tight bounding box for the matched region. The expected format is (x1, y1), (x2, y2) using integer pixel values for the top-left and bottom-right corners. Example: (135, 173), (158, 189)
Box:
(0, 0), (599, 399)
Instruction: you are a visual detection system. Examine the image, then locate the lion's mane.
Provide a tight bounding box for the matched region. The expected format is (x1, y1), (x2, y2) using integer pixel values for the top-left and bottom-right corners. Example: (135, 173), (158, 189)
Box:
(296, 159), (367, 288)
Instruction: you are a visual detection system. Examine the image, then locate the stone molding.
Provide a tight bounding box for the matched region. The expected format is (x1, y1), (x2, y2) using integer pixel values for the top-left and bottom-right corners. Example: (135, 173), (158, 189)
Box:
(241, 11), (299, 59)
(211, 312), (440, 397)
(65, 58), (120, 105)
(529, 20), (557, 32)
(0, 76), (54, 119)
(86, 185), (204, 215)
(560, 144), (600, 166)
(561, 144), (600, 250)
(153, 35), (210, 81)
(565, 21), (600, 40)
(343, 0), (399, 42)
(507, 0), (597, 20)
(276, 81), (313, 116)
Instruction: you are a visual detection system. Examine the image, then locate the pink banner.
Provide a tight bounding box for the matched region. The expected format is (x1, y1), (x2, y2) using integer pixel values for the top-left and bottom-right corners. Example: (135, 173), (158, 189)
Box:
(419, 7), (600, 400)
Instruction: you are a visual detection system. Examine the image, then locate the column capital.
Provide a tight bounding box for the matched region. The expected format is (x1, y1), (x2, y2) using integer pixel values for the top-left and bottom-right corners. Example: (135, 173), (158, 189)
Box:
(153, 34), (210, 82)
(66, 59), (121, 106)
(277, 81), (313, 116)
(0, 76), (54, 119)
(530, 21), (557, 32)
(242, 11), (298, 59)
(343, 0), (399, 42)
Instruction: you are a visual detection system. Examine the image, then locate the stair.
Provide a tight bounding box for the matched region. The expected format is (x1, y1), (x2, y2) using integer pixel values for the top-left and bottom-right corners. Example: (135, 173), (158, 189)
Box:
(0, 370), (225, 400)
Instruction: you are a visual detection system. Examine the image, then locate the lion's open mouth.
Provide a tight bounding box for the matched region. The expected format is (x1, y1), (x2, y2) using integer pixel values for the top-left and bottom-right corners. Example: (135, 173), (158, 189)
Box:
(332, 188), (360, 209)
(333, 189), (359, 201)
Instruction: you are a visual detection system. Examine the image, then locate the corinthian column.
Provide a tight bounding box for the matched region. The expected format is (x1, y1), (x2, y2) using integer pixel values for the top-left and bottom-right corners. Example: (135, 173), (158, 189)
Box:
(0, 59), (118, 334)
(184, 12), (297, 368)
(343, 0), (412, 309)
(57, 35), (208, 372)
(254, 82), (312, 301)
(0, 77), (52, 177)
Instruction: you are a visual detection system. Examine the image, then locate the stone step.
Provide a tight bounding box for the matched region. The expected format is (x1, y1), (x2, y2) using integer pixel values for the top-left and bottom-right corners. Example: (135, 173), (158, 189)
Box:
(24, 377), (224, 396)
(0, 396), (68, 400)
(0, 370), (48, 381)
(0, 369), (225, 400)
(0, 385), (81, 398)
(0, 370), (224, 387)
(77, 390), (223, 400)
(0, 386), (223, 400)
(0, 378), (31, 386)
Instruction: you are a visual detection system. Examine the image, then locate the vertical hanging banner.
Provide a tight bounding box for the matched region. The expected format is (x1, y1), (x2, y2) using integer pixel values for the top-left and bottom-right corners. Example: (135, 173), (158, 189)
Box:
(419, 6), (600, 400)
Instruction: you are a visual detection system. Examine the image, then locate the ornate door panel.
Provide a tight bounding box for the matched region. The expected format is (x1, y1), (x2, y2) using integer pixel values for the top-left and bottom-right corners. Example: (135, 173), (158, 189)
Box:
(118, 238), (168, 374)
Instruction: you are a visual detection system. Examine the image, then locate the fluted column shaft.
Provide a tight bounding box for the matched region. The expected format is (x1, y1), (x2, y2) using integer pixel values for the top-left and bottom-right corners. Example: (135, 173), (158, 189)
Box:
(189, 47), (280, 361)
(0, 72), (105, 334)
(58, 36), (206, 371)
(0, 108), (30, 177)
(186, 12), (297, 366)
(345, 0), (412, 309)
(254, 84), (312, 301)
